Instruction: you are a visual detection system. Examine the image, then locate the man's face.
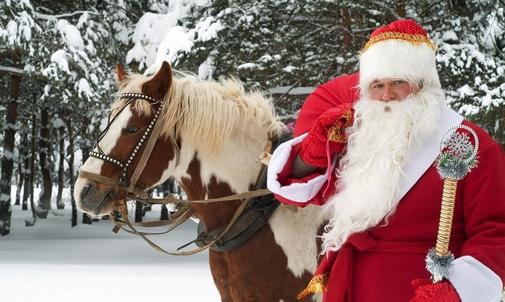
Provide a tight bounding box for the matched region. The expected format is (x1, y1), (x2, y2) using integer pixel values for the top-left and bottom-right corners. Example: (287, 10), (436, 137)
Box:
(369, 78), (419, 102)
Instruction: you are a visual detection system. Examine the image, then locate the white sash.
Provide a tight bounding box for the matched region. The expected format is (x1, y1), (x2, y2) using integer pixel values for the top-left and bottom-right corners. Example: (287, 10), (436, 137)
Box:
(395, 104), (464, 202)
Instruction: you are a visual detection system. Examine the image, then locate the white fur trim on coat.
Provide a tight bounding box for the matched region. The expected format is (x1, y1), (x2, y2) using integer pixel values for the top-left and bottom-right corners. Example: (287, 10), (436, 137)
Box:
(447, 256), (504, 302)
(267, 133), (335, 203)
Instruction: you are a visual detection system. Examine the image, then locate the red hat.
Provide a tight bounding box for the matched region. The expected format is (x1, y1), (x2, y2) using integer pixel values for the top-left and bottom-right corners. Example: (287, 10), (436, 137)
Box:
(359, 19), (440, 96)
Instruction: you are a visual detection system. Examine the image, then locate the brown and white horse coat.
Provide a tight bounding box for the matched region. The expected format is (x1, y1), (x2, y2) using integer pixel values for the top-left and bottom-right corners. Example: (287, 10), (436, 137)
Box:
(74, 62), (326, 301)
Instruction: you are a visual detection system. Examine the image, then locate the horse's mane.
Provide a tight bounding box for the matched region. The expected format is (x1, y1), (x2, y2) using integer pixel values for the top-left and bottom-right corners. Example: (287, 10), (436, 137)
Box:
(112, 72), (284, 154)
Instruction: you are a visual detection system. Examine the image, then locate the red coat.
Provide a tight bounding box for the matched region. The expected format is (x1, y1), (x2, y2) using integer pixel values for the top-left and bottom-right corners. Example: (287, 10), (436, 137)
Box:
(268, 74), (505, 301)
(317, 120), (505, 301)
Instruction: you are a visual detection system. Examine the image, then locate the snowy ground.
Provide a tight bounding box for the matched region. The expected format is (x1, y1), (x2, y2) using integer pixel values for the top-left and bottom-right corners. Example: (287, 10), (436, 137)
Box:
(1, 196), (220, 302)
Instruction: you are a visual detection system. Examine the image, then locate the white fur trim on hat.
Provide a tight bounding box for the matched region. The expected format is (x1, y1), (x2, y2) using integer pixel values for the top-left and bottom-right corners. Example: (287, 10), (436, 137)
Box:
(359, 39), (441, 97)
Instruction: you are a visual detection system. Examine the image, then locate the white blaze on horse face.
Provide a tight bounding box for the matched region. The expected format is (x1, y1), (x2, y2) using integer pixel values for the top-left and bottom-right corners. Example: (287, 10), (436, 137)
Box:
(74, 107), (133, 204)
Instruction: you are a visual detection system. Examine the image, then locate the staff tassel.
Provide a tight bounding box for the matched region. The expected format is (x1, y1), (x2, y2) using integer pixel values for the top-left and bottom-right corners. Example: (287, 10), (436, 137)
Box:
(426, 125), (479, 282)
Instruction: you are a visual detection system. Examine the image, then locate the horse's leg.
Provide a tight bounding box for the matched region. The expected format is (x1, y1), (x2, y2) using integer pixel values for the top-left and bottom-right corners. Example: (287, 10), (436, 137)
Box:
(209, 252), (234, 301)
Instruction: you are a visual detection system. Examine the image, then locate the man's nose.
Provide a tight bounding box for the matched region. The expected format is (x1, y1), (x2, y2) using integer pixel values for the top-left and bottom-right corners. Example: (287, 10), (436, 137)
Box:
(381, 85), (397, 102)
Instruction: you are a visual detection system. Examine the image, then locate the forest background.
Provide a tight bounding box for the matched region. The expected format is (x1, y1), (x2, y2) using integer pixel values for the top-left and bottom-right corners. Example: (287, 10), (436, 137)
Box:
(0, 0), (504, 235)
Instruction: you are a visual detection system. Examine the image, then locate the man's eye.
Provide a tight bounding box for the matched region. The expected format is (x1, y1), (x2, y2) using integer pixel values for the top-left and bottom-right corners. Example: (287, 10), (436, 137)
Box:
(124, 126), (139, 134)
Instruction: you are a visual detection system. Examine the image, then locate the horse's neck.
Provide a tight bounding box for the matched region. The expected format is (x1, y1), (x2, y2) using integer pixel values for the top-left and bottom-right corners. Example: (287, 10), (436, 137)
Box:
(175, 136), (266, 230)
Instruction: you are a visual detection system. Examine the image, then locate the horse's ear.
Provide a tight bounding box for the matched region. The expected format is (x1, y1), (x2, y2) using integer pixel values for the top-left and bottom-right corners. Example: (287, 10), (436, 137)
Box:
(142, 61), (173, 102)
(115, 63), (127, 85)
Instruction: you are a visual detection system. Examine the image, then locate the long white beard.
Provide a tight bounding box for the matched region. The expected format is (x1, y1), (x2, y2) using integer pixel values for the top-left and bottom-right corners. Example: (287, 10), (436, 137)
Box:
(321, 88), (444, 253)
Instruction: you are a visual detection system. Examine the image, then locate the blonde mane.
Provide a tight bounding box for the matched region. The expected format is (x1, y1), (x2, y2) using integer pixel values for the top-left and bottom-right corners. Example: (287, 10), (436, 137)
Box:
(112, 72), (284, 154)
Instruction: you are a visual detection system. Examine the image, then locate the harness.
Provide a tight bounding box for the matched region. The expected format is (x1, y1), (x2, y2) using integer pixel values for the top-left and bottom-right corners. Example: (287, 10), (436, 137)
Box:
(194, 133), (290, 252)
(79, 92), (288, 255)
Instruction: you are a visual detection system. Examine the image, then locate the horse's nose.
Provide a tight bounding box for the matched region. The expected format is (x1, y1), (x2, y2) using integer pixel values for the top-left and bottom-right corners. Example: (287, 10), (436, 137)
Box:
(79, 182), (96, 203)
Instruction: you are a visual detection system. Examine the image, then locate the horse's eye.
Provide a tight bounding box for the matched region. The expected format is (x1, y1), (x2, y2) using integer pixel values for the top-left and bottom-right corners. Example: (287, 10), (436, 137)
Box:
(124, 126), (139, 134)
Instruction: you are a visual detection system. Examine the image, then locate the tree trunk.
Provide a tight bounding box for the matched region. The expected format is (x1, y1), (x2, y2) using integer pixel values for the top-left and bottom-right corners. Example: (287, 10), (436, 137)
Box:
(0, 49), (21, 236)
(80, 119), (92, 225)
(36, 107), (52, 218)
(55, 125), (65, 209)
(160, 180), (170, 220)
(15, 158), (23, 206)
(16, 128), (28, 207)
(396, 0), (406, 18)
(341, 8), (352, 50)
(448, 0), (470, 16)
(135, 201), (143, 223)
(22, 153), (30, 211)
(64, 115), (77, 227)
(23, 111), (37, 226)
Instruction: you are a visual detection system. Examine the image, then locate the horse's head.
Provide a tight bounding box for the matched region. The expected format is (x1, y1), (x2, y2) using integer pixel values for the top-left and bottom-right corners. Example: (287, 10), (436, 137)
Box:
(74, 62), (177, 216)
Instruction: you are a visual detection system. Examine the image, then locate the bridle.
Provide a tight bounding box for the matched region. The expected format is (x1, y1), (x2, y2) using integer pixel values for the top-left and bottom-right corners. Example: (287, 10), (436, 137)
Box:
(78, 91), (275, 255)
(80, 91), (178, 206)
(89, 92), (163, 187)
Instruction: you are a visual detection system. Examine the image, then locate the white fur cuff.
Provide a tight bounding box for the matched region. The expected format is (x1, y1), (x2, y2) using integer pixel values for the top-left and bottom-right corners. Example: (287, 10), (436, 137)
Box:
(267, 134), (331, 203)
(447, 255), (503, 302)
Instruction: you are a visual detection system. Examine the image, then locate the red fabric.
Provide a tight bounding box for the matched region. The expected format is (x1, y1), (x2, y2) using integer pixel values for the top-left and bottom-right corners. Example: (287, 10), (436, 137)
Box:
(299, 103), (354, 168)
(294, 73), (359, 137)
(274, 72), (505, 299)
(410, 279), (461, 302)
(312, 120), (505, 302)
(272, 143), (337, 207)
(321, 233), (464, 302)
(370, 19), (428, 38)
(271, 73), (359, 207)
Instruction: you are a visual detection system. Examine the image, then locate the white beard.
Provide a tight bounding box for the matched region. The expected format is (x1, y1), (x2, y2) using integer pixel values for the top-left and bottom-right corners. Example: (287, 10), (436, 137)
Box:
(321, 88), (444, 253)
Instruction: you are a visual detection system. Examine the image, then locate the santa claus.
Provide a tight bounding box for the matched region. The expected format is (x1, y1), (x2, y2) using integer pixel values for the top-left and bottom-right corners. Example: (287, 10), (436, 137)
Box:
(267, 19), (505, 302)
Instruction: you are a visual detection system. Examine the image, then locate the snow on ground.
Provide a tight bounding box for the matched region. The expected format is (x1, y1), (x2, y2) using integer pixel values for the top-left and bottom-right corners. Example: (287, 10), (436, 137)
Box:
(0, 199), (220, 302)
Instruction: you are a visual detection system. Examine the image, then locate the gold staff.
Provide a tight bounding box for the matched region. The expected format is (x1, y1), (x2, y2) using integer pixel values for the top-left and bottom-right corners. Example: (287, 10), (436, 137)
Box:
(426, 125), (479, 282)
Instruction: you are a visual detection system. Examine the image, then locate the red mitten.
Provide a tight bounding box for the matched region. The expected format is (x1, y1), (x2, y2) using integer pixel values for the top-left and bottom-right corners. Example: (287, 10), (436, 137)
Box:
(299, 103), (354, 168)
(410, 279), (461, 302)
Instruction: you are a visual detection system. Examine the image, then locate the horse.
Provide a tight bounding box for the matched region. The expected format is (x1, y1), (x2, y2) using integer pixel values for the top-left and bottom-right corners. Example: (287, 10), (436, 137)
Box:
(74, 61), (327, 302)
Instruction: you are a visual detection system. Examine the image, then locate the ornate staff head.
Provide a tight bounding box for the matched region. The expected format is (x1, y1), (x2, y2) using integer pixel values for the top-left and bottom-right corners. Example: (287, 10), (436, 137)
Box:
(436, 124), (479, 180)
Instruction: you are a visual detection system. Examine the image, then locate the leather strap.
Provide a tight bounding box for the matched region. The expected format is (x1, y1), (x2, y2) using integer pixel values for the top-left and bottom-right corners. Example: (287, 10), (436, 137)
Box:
(111, 205), (194, 236)
(140, 188), (272, 204)
(79, 170), (272, 205)
(112, 198), (251, 256)
(128, 106), (165, 192)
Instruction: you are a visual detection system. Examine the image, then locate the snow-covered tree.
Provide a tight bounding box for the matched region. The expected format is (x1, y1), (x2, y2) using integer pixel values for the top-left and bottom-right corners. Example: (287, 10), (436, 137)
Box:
(0, 0), (141, 232)
(149, 0), (504, 144)
(0, 0), (39, 235)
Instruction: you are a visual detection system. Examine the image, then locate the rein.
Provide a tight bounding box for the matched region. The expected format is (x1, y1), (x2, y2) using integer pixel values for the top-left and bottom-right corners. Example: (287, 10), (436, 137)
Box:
(79, 91), (275, 255)
(107, 147), (273, 256)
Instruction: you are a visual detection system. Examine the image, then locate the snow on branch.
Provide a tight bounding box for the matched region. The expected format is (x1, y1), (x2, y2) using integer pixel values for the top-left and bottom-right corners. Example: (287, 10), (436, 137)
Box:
(268, 86), (315, 95)
(33, 11), (97, 21)
(0, 65), (24, 76)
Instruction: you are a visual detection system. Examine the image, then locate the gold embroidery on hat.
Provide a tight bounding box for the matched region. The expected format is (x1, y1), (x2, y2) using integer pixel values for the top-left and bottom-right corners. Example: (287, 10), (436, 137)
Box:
(362, 32), (437, 51)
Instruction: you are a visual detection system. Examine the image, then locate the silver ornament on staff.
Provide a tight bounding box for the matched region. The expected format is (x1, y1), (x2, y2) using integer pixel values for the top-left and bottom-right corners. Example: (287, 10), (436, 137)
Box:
(426, 124), (480, 283)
